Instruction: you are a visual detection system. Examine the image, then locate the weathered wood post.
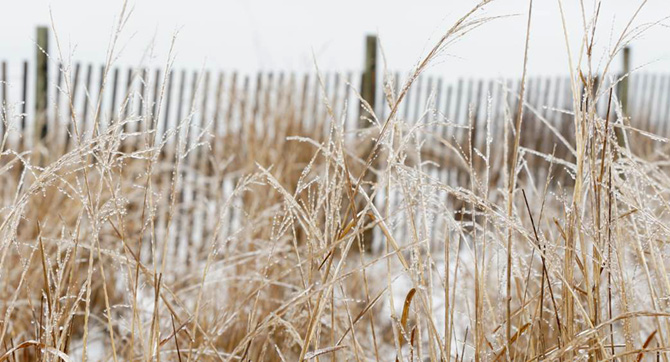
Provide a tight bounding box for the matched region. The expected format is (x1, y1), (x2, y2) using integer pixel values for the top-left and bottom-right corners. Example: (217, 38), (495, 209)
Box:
(359, 34), (378, 251)
(20, 61), (28, 150)
(620, 46), (630, 117)
(617, 46), (630, 146)
(621, 47), (630, 114)
(35, 26), (49, 143)
(359, 34), (377, 122)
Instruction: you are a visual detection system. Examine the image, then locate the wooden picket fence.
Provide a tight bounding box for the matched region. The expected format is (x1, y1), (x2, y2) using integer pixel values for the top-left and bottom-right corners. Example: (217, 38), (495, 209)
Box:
(1, 29), (666, 162)
(3, 62), (669, 150)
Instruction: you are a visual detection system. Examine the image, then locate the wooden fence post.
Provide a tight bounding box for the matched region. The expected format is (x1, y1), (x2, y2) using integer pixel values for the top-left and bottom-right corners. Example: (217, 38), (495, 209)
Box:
(35, 26), (49, 143)
(359, 34), (379, 251)
(617, 46), (630, 147)
(360, 34), (377, 123)
(20, 61), (28, 149)
(621, 46), (630, 117)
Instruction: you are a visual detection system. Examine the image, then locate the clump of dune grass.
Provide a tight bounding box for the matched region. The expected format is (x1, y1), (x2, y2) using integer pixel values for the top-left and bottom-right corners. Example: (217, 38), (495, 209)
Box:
(1, 0), (670, 361)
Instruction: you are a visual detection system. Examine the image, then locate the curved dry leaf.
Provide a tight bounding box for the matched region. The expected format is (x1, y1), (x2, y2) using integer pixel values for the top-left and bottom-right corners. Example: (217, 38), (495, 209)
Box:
(399, 287), (416, 345)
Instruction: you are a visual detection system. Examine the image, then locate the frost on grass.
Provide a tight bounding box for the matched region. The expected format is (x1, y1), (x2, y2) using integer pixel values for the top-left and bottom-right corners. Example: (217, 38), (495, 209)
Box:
(1, 1), (670, 361)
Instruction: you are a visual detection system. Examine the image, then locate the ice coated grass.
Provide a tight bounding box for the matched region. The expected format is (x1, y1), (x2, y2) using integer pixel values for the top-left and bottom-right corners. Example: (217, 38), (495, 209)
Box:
(1, 0), (670, 361)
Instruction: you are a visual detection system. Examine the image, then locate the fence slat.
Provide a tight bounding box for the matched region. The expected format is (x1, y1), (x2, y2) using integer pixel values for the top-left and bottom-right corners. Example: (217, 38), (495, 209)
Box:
(151, 68), (161, 132)
(213, 72), (224, 139)
(226, 72), (238, 137)
(35, 27), (49, 144)
(52, 64), (62, 144)
(20, 61), (28, 150)
(109, 68), (119, 123)
(661, 75), (670, 135)
(81, 64), (92, 136)
(96, 65), (105, 131)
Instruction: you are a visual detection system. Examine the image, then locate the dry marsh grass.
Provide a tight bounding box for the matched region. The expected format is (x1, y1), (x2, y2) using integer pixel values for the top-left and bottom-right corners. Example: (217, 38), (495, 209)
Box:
(1, 0), (670, 361)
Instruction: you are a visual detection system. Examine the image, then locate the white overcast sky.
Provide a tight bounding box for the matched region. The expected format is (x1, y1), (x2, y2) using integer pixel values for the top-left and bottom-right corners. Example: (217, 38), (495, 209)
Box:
(1, 0), (669, 81)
